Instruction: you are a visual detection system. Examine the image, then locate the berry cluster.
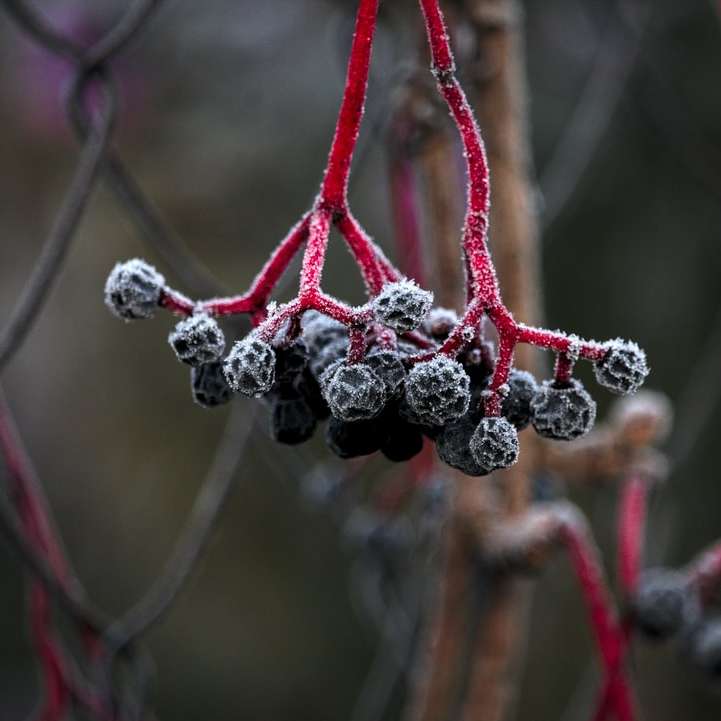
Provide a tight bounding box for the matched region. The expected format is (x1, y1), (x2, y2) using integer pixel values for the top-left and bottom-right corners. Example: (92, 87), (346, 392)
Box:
(105, 263), (648, 475)
(104, 0), (649, 477)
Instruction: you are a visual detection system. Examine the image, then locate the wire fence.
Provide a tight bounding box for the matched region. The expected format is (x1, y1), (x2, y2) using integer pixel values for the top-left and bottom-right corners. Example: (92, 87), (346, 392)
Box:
(0, 2), (256, 718)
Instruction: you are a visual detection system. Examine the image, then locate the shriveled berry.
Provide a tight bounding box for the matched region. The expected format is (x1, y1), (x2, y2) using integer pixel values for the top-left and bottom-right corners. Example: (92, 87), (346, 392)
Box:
(168, 313), (225, 366)
(321, 362), (387, 421)
(104, 258), (165, 320)
(405, 356), (470, 426)
(423, 307), (458, 341)
(502, 369), (538, 430)
(270, 395), (317, 445)
(632, 568), (699, 641)
(274, 340), (309, 386)
(381, 418), (423, 462)
(470, 417), (519, 473)
(326, 416), (384, 459)
(372, 279), (433, 333)
(530, 378), (596, 441)
(365, 348), (406, 396)
(594, 339), (649, 395)
(190, 362), (233, 408)
(689, 619), (721, 678)
(436, 415), (487, 476)
(223, 336), (275, 397)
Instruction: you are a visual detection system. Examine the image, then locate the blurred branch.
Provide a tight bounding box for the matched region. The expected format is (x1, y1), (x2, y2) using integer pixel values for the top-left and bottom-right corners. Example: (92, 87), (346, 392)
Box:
(540, 0), (650, 232)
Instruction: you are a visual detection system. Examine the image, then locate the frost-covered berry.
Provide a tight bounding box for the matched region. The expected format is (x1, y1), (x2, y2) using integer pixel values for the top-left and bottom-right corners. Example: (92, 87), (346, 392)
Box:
(423, 307), (458, 341)
(381, 418), (423, 462)
(104, 258), (165, 320)
(274, 340), (309, 386)
(689, 619), (721, 678)
(366, 348), (406, 396)
(372, 280), (433, 333)
(303, 313), (348, 379)
(632, 568), (699, 641)
(270, 395), (317, 445)
(405, 356), (470, 426)
(326, 417), (383, 459)
(594, 339), (649, 395)
(470, 417), (519, 473)
(223, 336), (275, 397)
(321, 362), (387, 421)
(530, 378), (596, 441)
(168, 313), (225, 367)
(190, 362), (233, 408)
(502, 369), (538, 430)
(436, 415), (487, 476)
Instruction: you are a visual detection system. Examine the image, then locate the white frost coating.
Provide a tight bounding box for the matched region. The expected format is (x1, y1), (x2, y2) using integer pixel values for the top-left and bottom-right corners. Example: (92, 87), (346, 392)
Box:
(168, 313), (225, 366)
(501, 368), (538, 430)
(365, 348), (406, 395)
(530, 378), (596, 441)
(566, 333), (582, 362)
(372, 279), (433, 333)
(469, 417), (519, 472)
(594, 338), (649, 395)
(320, 362), (386, 422)
(222, 335), (275, 397)
(104, 258), (164, 321)
(436, 416), (487, 476)
(405, 355), (470, 426)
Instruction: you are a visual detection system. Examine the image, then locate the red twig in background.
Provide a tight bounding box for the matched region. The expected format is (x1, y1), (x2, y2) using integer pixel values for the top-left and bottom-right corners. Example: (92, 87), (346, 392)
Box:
(0, 393), (76, 721)
(560, 511), (636, 721)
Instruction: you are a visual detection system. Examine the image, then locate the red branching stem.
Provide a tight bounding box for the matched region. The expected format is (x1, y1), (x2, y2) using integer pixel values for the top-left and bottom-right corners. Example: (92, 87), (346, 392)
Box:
(554, 352), (576, 386)
(687, 539), (721, 605)
(0, 397), (75, 721)
(388, 153), (426, 284)
(299, 210), (333, 294)
(347, 326), (367, 363)
(336, 212), (386, 294)
(617, 476), (648, 597)
(418, 0), (492, 302)
(560, 516), (636, 721)
(319, 0), (379, 210)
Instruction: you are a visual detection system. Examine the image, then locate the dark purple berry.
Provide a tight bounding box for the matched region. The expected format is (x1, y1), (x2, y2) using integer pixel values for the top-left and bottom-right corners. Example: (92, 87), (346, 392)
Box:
(531, 378), (596, 441)
(502, 368), (538, 430)
(469, 417), (519, 473)
(274, 339), (309, 386)
(381, 419), (423, 462)
(321, 362), (387, 421)
(326, 416), (384, 459)
(190, 362), (233, 408)
(422, 307), (458, 341)
(594, 339), (649, 395)
(169, 313), (225, 366)
(365, 348), (406, 396)
(632, 568), (699, 641)
(270, 394), (317, 445)
(405, 356), (470, 426)
(436, 415), (487, 476)
(372, 279), (433, 332)
(223, 336), (275, 396)
(104, 258), (165, 320)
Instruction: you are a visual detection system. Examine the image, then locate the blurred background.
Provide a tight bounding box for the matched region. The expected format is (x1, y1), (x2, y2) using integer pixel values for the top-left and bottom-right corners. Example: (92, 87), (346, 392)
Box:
(0, 0), (720, 719)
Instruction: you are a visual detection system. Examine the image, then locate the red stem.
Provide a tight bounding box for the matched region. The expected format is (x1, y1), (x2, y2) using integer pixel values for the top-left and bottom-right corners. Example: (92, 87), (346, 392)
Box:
(617, 476), (648, 597)
(319, 0), (380, 210)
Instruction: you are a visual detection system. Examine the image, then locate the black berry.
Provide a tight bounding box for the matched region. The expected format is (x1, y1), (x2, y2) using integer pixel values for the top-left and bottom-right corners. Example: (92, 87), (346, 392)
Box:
(168, 313), (225, 367)
(104, 258), (165, 321)
(269, 394), (317, 445)
(405, 356), (470, 426)
(320, 362), (387, 421)
(372, 279), (433, 333)
(502, 368), (538, 430)
(326, 416), (384, 459)
(436, 415), (487, 476)
(190, 362), (233, 408)
(469, 416), (519, 473)
(530, 378), (596, 441)
(594, 339), (649, 395)
(223, 336), (275, 397)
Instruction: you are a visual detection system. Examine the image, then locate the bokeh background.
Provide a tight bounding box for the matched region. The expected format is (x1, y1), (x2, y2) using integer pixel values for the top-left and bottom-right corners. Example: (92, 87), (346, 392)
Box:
(0, 0), (720, 719)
